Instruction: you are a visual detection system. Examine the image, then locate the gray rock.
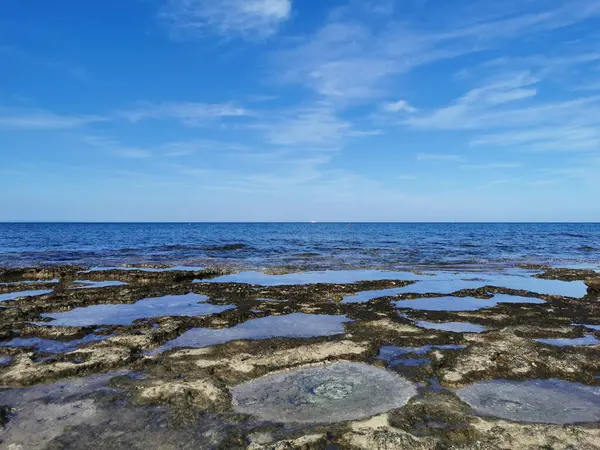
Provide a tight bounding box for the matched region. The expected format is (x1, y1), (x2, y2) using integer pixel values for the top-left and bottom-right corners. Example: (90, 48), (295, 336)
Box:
(231, 362), (417, 424)
(456, 379), (600, 424)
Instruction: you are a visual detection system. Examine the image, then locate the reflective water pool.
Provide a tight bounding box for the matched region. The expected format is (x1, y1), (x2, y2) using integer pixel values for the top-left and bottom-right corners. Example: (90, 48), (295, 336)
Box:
(154, 313), (352, 353)
(204, 270), (587, 298)
(0, 334), (111, 353)
(394, 294), (545, 311)
(377, 345), (466, 361)
(203, 270), (423, 286)
(40, 293), (235, 326)
(393, 271), (587, 297)
(456, 379), (600, 424)
(535, 335), (600, 347)
(0, 290), (53, 302)
(341, 287), (409, 304)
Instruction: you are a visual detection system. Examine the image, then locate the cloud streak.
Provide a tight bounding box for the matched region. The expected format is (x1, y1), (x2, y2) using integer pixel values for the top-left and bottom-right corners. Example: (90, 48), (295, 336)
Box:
(276, 0), (600, 108)
(460, 163), (523, 170)
(117, 101), (251, 125)
(160, 0), (292, 39)
(383, 100), (416, 113)
(416, 153), (462, 162)
(0, 108), (105, 130)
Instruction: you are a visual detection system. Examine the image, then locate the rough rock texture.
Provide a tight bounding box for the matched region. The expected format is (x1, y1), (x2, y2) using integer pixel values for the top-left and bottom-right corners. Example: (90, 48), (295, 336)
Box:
(586, 277), (600, 294)
(438, 328), (600, 387)
(0, 265), (599, 449)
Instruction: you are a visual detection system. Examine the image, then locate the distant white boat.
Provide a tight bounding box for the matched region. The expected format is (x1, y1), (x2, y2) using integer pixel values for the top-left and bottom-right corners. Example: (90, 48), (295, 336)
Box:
(311, 221), (317, 224)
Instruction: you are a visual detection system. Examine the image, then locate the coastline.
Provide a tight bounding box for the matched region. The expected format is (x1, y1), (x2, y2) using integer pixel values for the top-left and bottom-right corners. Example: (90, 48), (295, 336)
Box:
(0, 264), (599, 448)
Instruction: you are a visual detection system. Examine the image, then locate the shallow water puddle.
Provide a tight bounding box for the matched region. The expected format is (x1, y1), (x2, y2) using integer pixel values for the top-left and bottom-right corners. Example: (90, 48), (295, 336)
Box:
(154, 313), (352, 353)
(0, 289), (53, 302)
(0, 371), (147, 450)
(0, 333), (111, 353)
(203, 270), (423, 286)
(415, 321), (486, 333)
(490, 275), (587, 297)
(73, 280), (128, 289)
(231, 362), (417, 423)
(207, 270), (588, 297)
(389, 357), (431, 367)
(535, 334), (600, 347)
(40, 293), (235, 326)
(456, 379), (600, 424)
(577, 324), (600, 331)
(395, 294), (545, 311)
(394, 271), (587, 297)
(0, 355), (12, 366)
(377, 346), (434, 368)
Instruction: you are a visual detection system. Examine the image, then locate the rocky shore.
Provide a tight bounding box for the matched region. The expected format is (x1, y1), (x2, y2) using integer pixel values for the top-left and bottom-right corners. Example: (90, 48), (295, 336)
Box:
(0, 265), (599, 449)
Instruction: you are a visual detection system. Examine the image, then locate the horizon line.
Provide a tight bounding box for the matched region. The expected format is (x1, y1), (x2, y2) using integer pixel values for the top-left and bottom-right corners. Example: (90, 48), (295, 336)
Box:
(1, 221), (600, 225)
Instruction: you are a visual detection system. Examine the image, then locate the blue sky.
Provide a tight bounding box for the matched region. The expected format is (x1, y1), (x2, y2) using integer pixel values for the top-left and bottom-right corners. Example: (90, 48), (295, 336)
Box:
(1, 0), (600, 222)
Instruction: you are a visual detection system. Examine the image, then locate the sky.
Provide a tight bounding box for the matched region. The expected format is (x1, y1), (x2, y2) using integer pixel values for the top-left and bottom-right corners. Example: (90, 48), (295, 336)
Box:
(1, 0), (600, 222)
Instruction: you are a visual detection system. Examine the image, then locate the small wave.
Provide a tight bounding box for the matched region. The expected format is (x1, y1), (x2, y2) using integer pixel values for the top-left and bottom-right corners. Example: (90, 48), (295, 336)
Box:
(204, 243), (249, 251)
(118, 248), (139, 253)
(577, 246), (597, 252)
(150, 244), (205, 252)
(559, 233), (587, 238)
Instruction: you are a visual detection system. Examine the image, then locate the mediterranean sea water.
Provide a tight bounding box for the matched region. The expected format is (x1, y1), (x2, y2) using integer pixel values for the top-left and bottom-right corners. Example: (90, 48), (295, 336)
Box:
(0, 222), (599, 269)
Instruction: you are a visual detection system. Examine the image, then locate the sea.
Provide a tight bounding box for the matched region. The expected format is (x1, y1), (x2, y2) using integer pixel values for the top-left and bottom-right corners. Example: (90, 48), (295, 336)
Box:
(0, 222), (599, 269)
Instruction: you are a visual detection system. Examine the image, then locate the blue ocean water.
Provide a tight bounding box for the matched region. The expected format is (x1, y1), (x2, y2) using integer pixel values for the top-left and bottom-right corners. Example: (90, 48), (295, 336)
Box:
(0, 222), (599, 269)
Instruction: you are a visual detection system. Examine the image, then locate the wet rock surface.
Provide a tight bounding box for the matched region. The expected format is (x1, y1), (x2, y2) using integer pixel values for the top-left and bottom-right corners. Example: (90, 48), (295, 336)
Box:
(0, 265), (599, 449)
(456, 379), (600, 424)
(231, 362), (417, 423)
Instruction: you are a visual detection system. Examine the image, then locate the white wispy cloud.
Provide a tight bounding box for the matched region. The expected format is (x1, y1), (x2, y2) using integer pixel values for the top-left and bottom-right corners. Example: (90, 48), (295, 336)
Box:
(0, 45), (89, 81)
(529, 178), (560, 187)
(438, 0), (600, 43)
(485, 179), (513, 187)
(397, 174), (417, 181)
(416, 153), (462, 162)
(383, 100), (416, 113)
(82, 135), (153, 159)
(0, 107), (105, 130)
(406, 72), (540, 130)
(160, 0), (292, 39)
(471, 125), (600, 152)
(260, 106), (349, 147)
(276, 0), (600, 107)
(407, 66), (600, 152)
(252, 104), (378, 148)
(460, 163), (523, 170)
(117, 101), (251, 125)
(0, 101), (251, 132)
(82, 135), (250, 159)
(575, 80), (600, 91)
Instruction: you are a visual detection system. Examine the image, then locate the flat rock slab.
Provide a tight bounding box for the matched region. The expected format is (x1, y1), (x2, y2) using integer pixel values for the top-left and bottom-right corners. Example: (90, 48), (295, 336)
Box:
(231, 362), (417, 424)
(456, 379), (600, 424)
